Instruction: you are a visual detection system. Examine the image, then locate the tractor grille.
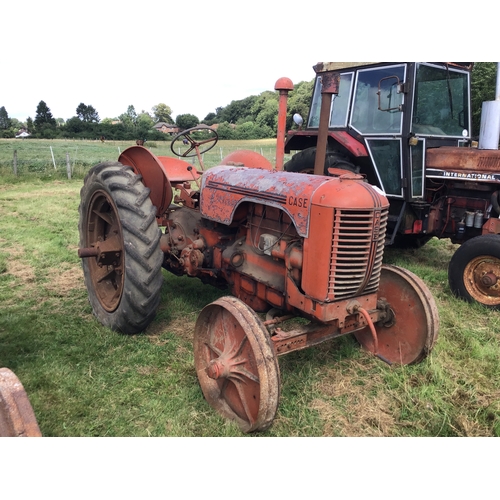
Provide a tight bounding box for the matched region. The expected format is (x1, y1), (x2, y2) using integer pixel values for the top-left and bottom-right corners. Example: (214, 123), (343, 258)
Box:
(328, 208), (388, 300)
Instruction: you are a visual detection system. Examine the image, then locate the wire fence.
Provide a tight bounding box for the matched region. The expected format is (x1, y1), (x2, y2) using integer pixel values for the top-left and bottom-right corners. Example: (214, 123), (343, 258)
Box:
(0, 139), (285, 180)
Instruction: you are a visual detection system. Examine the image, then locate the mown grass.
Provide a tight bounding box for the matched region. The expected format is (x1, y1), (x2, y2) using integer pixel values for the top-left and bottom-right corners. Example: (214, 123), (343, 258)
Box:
(1, 140), (499, 436)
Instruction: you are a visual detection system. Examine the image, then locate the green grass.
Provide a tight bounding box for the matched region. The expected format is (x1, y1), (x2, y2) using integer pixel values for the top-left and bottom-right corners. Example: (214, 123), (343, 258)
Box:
(1, 140), (499, 436)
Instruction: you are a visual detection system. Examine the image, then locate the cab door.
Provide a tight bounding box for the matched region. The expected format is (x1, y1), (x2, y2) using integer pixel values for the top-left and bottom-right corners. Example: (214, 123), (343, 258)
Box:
(350, 64), (407, 199)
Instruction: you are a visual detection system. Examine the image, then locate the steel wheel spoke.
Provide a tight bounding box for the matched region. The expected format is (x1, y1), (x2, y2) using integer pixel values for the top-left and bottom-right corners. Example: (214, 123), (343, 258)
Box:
(92, 208), (114, 226)
(231, 378), (257, 426)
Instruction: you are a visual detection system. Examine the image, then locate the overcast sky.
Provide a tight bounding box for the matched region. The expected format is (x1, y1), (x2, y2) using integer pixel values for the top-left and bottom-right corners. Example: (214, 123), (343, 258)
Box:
(2, 1), (494, 124)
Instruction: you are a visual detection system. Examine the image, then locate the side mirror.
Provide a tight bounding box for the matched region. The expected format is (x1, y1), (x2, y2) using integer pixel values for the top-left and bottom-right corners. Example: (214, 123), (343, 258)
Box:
(377, 76), (404, 112)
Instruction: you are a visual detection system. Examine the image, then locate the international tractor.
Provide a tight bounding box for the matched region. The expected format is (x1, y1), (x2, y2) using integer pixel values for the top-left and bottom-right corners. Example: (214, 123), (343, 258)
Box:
(284, 62), (500, 309)
(77, 79), (439, 432)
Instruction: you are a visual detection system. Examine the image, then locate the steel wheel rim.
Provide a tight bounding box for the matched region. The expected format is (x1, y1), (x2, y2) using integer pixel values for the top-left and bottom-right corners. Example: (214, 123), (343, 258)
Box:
(354, 265), (439, 365)
(194, 297), (280, 432)
(463, 255), (500, 306)
(0, 368), (41, 437)
(85, 189), (125, 312)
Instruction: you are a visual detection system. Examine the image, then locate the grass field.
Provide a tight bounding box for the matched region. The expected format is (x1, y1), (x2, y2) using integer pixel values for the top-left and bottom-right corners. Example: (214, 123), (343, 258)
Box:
(0, 138), (279, 179)
(1, 139), (499, 437)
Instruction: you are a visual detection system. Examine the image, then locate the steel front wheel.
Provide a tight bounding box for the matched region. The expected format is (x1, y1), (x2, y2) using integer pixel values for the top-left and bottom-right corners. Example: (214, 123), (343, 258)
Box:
(354, 265), (439, 365)
(448, 234), (500, 308)
(194, 296), (280, 433)
(78, 162), (163, 334)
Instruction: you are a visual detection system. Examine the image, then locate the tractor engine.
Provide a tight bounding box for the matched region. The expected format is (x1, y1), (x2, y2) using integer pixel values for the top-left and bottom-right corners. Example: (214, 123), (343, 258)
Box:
(160, 165), (389, 324)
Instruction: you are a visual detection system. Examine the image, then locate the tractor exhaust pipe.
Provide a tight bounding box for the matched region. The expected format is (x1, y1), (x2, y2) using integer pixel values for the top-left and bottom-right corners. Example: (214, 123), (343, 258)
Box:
(478, 62), (500, 150)
(313, 70), (340, 175)
(274, 77), (294, 171)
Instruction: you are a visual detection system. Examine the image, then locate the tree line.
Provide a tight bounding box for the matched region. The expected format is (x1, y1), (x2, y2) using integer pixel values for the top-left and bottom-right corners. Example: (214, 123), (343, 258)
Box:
(0, 63), (497, 141)
(0, 78), (314, 141)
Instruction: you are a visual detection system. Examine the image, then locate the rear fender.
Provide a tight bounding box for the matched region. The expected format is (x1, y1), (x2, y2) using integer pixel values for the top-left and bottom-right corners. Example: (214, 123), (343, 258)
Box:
(118, 146), (201, 215)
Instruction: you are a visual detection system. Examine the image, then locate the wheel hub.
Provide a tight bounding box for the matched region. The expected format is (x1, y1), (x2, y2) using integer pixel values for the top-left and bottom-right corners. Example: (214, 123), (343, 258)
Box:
(464, 256), (500, 303)
(206, 354), (245, 380)
(83, 190), (125, 312)
(481, 272), (498, 287)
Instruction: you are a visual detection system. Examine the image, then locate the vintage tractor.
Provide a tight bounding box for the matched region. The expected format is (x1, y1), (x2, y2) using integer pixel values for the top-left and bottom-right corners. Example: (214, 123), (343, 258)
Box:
(284, 62), (500, 309)
(78, 80), (439, 432)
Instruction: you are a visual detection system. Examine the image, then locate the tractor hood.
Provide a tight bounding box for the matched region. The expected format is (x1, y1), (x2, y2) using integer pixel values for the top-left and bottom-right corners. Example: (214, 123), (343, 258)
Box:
(200, 165), (387, 237)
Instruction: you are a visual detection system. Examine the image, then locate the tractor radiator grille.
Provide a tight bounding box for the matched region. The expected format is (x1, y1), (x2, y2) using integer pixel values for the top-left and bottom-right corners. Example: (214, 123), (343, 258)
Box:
(328, 208), (388, 300)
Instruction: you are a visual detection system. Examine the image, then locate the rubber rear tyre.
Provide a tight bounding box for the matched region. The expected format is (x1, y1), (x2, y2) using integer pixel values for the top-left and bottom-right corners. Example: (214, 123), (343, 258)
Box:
(448, 234), (500, 309)
(79, 162), (164, 334)
(284, 147), (359, 175)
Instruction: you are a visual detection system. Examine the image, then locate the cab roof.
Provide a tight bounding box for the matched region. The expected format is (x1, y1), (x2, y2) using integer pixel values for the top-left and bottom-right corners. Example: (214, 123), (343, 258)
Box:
(313, 62), (473, 73)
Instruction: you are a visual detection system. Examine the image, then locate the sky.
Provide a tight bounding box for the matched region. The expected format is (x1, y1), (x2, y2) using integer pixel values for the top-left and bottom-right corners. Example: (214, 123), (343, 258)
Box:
(2, 1), (495, 125)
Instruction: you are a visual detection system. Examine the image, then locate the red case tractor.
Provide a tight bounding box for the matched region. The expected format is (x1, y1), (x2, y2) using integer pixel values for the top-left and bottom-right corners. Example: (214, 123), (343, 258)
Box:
(78, 78), (439, 432)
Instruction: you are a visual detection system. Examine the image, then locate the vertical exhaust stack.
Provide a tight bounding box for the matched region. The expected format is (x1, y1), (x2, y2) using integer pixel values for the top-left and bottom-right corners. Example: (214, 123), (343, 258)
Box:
(313, 70), (340, 175)
(478, 62), (500, 150)
(274, 77), (294, 171)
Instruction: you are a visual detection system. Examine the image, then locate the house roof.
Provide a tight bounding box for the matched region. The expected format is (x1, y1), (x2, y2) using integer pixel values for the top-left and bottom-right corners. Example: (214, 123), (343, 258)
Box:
(153, 122), (177, 129)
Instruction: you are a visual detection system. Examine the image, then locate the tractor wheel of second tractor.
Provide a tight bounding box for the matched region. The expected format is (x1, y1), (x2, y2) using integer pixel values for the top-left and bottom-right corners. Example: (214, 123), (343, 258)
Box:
(284, 147), (359, 175)
(78, 162), (164, 334)
(448, 234), (500, 309)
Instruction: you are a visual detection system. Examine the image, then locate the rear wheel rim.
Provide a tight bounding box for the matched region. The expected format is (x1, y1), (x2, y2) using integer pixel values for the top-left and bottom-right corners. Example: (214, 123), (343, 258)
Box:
(463, 255), (500, 306)
(85, 190), (125, 312)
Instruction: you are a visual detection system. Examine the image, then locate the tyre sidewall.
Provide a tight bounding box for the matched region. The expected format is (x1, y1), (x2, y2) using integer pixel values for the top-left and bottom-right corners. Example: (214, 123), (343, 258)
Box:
(79, 162), (163, 333)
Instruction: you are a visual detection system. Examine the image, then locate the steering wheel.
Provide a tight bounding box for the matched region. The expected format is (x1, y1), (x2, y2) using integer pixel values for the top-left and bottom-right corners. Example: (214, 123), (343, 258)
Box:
(170, 126), (219, 158)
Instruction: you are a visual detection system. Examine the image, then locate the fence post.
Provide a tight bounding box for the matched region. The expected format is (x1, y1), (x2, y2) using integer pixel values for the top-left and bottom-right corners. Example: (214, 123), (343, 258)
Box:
(13, 150), (18, 176)
(73, 147), (78, 172)
(50, 146), (57, 170)
(66, 152), (71, 180)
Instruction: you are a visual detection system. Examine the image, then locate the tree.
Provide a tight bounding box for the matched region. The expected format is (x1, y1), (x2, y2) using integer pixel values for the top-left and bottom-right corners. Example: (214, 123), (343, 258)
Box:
(202, 112), (217, 125)
(34, 100), (56, 129)
(215, 122), (234, 140)
(0, 106), (11, 129)
(76, 103), (100, 123)
(471, 62), (497, 137)
(65, 116), (85, 134)
(286, 79), (314, 129)
(136, 112), (154, 139)
(252, 92), (279, 131)
(152, 103), (174, 124)
(26, 117), (34, 133)
(119, 105), (138, 127)
(176, 113), (199, 130)
(217, 95), (258, 124)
